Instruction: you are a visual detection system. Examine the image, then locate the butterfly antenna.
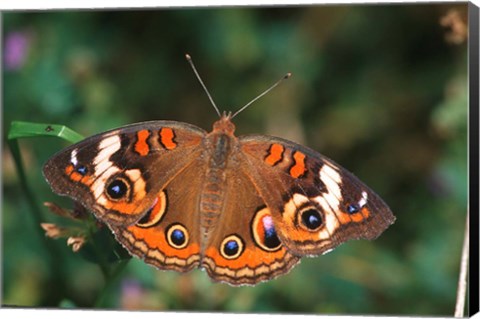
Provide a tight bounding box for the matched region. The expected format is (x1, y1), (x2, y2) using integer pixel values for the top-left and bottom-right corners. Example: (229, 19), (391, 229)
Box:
(185, 54), (221, 117)
(231, 72), (291, 119)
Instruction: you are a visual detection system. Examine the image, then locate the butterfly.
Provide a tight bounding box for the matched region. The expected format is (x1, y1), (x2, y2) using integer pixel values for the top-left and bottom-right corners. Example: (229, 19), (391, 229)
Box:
(43, 55), (395, 286)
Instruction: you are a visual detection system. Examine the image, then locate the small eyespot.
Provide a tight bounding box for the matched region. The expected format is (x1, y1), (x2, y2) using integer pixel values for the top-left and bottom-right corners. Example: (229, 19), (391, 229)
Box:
(224, 241), (239, 255)
(75, 165), (88, 175)
(347, 204), (360, 214)
(220, 235), (244, 260)
(171, 229), (186, 246)
(106, 177), (130, 200)
(299, 208), (323, 231)
(166, 224), (189, 249)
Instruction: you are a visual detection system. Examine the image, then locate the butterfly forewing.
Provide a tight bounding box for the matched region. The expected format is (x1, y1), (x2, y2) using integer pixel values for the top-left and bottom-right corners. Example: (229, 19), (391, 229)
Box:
(239, 134), (395, 256)
(43, 121), (206, 226)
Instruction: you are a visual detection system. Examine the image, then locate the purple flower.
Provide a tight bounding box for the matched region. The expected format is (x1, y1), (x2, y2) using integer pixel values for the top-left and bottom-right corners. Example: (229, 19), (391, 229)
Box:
(121, 279), (144, 309)
(4, 31), (30, 71)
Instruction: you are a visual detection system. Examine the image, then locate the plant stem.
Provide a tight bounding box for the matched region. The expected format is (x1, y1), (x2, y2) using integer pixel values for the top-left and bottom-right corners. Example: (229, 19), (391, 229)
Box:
(87, 223), (113, 279)
(94, 260), (130, 308)
(7, 139), (69, 303)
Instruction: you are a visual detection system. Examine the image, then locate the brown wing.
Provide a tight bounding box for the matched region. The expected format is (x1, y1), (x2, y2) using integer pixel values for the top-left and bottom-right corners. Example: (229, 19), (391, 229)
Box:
(200, 165), (300, 286)
(110, 157), (208, 273)
(239, 134), (395, 256)
(43, 120), (206, 226)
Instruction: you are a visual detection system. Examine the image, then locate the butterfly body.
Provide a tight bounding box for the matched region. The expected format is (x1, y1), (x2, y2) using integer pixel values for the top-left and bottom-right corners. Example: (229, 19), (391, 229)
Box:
(43, 113), (395, 286)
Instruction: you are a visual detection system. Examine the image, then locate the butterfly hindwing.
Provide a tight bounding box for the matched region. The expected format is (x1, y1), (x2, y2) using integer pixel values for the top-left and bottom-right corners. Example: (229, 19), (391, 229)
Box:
(110, 157), (207, 273)
(199, 164), (300, 285)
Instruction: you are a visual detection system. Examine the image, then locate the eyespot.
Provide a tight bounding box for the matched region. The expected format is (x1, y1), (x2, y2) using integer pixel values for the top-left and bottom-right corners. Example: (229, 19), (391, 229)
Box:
(136, 191), (167, 228)
(347, 191), (368, 214)
(298, 207), (323, 231)
(252, 207), (282, 252)
(75, 165), (88, 175)
(347, 204), (360, 214)
(105, 177), (131, 200)
(220, 235), (244, 260)
(166, 224), (189, 249)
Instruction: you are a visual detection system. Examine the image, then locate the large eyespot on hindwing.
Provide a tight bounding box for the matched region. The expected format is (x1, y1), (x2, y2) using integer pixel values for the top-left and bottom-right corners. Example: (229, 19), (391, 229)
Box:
(166, 223), (189, 249)
(251, 207), (282, 252)
(136, 191), (167, 228)
(220, 235), (245, 260)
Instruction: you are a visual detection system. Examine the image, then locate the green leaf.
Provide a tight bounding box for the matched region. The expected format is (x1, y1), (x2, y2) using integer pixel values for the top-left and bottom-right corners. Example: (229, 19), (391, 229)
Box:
(8, 121), (84, 143)
(59, 299), (77, 308)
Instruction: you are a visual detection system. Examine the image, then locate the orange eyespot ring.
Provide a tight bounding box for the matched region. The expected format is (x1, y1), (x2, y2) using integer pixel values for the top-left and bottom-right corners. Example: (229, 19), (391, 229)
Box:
(252, 208), (282, 252)
(105, 176), (132, 201)
(136, 191), (167, 228)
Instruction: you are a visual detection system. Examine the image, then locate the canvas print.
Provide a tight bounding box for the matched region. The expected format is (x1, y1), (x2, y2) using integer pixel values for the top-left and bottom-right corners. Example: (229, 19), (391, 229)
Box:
(2, 3), (473, 316)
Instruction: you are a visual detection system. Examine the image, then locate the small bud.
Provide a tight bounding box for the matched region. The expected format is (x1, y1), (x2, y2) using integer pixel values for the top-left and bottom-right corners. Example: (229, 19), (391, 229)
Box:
(41, 223), (68, 239)
(44, 202), (72, 219)
(67, 236), (86, 252)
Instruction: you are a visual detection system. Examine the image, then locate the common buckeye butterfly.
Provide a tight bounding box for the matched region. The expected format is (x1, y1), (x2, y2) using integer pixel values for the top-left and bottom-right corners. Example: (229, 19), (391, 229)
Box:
(43, 55), (395, 286)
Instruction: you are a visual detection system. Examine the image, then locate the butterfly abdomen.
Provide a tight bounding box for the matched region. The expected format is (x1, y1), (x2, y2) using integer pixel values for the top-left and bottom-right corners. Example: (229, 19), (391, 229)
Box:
(200, 167), (226, 225)
(199, 132), (235, 246)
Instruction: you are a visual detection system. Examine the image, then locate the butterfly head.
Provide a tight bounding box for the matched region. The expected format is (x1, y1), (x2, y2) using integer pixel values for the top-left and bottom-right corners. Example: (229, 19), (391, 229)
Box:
(212, 112), (236, 135)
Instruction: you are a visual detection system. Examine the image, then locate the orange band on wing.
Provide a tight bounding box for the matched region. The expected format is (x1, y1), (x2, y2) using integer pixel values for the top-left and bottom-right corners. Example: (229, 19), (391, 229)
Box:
(205, 245), (287, 269)
(134, 130), (151, 156)
(289, 151), (306, 178)
(128, 225), (200, 258)
(350, 206), (371, 222)
(65, 164), (74, 176)
(265, 143), (284, 166)
(65, 164), (93, 186)
(159, 128), (177, 150)
(337, 206), (371, 223)
(103, 201), (148, 215)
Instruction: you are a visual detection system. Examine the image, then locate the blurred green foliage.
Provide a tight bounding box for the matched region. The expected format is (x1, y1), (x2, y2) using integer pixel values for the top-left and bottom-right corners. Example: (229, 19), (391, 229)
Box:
(2, 3), (469, 315)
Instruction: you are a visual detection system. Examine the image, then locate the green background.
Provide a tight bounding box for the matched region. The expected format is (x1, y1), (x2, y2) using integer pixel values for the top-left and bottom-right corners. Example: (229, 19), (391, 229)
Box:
(2, 3), (469, 315)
